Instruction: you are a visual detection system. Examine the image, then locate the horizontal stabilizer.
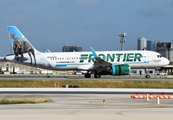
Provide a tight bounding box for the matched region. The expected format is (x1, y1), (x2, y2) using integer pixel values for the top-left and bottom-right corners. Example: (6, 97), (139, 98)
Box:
(15, 56), (29, 61)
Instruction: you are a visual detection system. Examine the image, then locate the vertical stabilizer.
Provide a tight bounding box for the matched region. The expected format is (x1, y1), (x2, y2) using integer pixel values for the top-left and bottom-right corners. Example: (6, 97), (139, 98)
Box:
(7, 26), (37, 51)
(7, 26), (37, 65)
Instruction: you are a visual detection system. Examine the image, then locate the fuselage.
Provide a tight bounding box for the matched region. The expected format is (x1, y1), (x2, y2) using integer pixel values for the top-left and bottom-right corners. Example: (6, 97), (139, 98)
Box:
(48, 50), (169, 69)
(6, 50), (169, 71)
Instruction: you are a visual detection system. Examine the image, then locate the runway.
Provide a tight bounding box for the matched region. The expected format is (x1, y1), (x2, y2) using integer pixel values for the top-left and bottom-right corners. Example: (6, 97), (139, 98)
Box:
(0, 77), (172, 82)
(0, 94), (173, 120)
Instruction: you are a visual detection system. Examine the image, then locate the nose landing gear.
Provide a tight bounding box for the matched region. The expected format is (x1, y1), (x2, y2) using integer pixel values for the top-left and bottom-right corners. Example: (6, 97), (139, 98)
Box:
(145, 75), (150, 79)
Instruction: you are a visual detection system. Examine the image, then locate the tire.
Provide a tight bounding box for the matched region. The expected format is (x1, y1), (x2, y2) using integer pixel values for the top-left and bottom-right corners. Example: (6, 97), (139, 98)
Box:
(85, 73), (91, 78)
(145, 75), (150, 79)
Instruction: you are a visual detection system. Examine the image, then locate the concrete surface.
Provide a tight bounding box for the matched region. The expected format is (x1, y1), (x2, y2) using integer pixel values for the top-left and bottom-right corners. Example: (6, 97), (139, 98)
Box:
(0, 94), (173, 120)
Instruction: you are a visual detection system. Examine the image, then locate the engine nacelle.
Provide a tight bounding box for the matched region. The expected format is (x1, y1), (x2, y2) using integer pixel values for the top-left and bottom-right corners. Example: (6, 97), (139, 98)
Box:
(110, 64), (130, 76)
(99, 64), (130, 76)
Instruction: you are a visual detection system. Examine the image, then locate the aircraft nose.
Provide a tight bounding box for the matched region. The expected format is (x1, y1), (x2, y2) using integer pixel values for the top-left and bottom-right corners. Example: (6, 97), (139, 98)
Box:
(165, 58), (170, 65)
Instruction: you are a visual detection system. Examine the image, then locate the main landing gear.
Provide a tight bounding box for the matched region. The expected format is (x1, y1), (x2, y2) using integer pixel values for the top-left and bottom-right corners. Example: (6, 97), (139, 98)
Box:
(84, 72), (101, 78)
(85, 73), (91, 78)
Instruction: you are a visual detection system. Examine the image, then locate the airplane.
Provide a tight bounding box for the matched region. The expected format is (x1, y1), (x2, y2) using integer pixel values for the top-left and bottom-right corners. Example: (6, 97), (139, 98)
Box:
(1, 26), (170, 79)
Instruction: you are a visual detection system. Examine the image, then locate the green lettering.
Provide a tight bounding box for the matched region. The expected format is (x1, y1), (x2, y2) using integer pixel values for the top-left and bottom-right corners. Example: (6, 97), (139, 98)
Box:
(80, 53), (142, 63)
(116, 54), (123, 62)
(107, 54), (115, 62)
(134, 53), (142, 61)
(123, 54), (126, 62)
(126, 53), (134, 62)
(88, 54), (95, 62)
(80, 54), (88, 63)
(98, 54), (105, 60)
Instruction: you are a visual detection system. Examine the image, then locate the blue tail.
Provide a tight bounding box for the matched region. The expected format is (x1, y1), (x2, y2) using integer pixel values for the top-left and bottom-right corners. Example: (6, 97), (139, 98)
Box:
(7, 26), (36, 51)
(7, 26), (37, 65)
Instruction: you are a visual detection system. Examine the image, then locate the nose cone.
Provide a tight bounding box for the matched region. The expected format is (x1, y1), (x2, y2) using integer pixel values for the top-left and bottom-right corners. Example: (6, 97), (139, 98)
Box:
(164, 58), (170, 66)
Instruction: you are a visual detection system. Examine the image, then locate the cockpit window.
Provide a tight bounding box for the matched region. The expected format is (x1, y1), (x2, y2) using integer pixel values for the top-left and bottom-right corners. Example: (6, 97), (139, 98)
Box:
(157, 55), (162, 58)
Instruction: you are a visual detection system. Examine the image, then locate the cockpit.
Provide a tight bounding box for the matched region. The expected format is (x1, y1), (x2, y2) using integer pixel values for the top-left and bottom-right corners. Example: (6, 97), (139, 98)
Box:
(157, 55), (163, 58)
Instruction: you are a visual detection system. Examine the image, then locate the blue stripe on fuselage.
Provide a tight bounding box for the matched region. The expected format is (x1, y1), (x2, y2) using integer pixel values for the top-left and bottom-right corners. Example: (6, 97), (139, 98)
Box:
(125, 61), (149, 64)
(55, 63), (91, 67)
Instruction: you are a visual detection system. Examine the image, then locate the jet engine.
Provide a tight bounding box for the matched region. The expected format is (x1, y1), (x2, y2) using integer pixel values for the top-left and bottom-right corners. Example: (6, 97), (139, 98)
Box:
(99, 64), (130, 76)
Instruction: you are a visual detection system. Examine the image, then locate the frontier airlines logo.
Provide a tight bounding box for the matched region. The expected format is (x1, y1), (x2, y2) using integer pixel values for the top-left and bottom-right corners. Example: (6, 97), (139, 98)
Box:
(80, 53), (142, 63)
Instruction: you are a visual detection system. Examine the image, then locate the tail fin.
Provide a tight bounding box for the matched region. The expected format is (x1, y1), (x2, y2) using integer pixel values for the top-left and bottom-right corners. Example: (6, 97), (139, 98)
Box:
(7, 26), (37, 52)
(7, 26), (38, 65)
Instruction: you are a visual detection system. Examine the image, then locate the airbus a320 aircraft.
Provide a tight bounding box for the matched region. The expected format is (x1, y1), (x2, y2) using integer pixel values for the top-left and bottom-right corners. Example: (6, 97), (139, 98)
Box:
(3, 26), (169, 79)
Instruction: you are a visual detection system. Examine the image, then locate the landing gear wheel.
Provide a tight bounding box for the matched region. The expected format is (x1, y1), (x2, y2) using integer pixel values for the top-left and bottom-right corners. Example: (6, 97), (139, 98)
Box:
(94, 74), (101, 78)
(145, 75), (150, 79)
(85, 73), (91, 78)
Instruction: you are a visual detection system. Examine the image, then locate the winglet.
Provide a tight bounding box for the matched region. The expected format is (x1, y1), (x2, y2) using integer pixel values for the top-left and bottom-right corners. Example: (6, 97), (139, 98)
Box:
(90, 47), (98, 58)
(46, 49), (51, 53)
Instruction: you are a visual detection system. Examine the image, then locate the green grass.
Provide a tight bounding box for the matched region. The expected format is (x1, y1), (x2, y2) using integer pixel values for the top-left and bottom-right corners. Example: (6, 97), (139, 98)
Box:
(0, 98), (53, 104)
(0, 80), (173, 88)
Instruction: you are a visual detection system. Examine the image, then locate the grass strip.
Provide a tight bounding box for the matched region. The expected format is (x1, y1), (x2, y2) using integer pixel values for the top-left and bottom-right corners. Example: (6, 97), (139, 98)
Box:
(0, 80), (173, 88)
(0, 98), (53, 104)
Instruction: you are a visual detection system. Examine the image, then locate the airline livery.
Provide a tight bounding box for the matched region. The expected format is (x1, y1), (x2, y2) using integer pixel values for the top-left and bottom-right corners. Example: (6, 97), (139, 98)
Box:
(3, 26), (169, 78)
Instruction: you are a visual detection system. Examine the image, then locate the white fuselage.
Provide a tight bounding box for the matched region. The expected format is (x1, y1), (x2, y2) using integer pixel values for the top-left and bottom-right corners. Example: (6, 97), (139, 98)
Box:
(6, 50), (169, 71)
(33, 50), (169, 70)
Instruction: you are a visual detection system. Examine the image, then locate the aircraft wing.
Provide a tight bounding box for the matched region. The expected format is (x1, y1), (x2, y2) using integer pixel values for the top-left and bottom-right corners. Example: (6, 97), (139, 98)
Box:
(89, 48), (113, 72)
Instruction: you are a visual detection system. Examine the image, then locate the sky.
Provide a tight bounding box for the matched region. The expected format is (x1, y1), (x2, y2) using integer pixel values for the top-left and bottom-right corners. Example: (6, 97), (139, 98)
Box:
(0, 0), (173, 56)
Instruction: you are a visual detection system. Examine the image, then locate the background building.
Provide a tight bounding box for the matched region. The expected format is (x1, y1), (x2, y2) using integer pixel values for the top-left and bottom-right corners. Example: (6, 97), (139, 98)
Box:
(157, 42), (171, 59)
(137, 37), (148, 50)
(137, 38), (160, 51)
(147, 40), (159, 51)
(62, 45), (82, 52)
(170, 46), (173, 64)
